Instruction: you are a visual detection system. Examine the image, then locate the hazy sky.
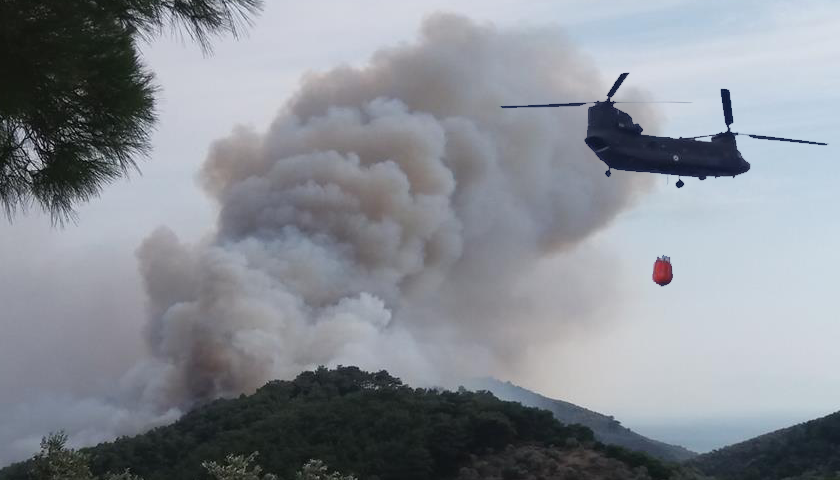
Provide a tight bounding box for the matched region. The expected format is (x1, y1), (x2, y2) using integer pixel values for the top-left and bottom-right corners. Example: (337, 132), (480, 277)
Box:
(1, 0), (838, 459)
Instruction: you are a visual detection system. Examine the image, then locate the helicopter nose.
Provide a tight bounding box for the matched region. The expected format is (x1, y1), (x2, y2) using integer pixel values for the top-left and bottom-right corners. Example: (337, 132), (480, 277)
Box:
(743, 161), (751, 173)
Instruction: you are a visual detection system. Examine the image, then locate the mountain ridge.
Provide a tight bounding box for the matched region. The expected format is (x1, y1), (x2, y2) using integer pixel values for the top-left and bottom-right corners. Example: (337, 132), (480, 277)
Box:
(464, 377), (698, 462)
(0, 366), (689, 480)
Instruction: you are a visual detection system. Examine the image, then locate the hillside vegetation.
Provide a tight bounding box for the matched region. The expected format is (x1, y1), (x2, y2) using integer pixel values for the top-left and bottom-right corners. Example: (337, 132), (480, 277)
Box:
(0, 367), (696, 480)
(689, 410), (840, 480)
(457, 444), (712, 480)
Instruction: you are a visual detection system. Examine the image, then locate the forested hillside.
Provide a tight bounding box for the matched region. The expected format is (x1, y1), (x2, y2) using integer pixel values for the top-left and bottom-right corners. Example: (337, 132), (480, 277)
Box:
(689, 410), (840, 480)
(0, 366), (696, 480)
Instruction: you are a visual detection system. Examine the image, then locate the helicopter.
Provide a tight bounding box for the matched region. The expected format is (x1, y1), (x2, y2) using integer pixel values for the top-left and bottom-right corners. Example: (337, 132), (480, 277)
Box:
(501, 73), (827, 188)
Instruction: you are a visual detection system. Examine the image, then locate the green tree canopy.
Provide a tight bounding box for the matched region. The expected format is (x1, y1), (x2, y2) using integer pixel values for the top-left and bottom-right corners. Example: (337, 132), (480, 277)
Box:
(25, 432), (356, 480)
(0, 368), (688, 480)
(202, 453), (278, 480)
(30, 432), (94, 480)
(0, 0), (263, 223)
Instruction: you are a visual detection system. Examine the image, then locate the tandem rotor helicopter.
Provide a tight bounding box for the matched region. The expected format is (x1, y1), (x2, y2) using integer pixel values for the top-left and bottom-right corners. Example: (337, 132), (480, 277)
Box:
(501, 73), (827, 188)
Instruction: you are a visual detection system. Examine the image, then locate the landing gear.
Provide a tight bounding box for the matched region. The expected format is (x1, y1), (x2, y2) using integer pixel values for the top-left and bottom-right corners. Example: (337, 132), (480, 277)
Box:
(699, 176), (706, 181)
(605, 169), (611, 177)
(676, 179), (684, 188)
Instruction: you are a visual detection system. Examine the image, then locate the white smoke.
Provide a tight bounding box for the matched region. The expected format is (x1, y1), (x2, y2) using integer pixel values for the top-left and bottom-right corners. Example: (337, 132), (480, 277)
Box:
(136, 12), (657, 408)
(1, 12), (659, 465)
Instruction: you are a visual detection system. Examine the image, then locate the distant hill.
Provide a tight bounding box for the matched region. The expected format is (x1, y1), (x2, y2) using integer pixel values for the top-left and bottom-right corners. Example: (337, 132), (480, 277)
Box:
(465, 378), (697, 462)
(688, 410), (840, 480)
(0, 367), (686, 480)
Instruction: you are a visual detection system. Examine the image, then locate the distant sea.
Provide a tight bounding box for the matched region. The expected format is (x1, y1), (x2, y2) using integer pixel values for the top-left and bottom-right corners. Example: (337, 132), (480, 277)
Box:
(624, 414), (827, 453)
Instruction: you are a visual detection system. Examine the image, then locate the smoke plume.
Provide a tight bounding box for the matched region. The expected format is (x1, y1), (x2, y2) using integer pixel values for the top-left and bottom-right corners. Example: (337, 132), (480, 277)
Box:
(0, 13), (659, 464)
(135, 12), (657, 409)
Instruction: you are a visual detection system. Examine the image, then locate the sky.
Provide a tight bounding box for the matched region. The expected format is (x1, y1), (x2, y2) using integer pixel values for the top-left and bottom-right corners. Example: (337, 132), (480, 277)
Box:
(1, 0), (838, 460)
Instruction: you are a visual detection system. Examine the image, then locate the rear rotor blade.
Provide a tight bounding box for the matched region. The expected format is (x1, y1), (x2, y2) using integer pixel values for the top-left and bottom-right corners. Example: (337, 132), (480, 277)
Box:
(740, 133), (827, 145)
(500, 102), (592, 108)
(613, 101), (692, 104)
(607, 73), (629, 99)
(721, 89), (733, 128)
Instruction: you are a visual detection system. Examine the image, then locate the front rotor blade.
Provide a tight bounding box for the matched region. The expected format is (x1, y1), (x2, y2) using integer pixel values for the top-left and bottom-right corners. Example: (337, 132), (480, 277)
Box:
(613, 101), (692, 104)
(500, 102), (591, 108)
(721, 89), (734, 127)
(742, 133), (827, 145)
(607, 72), (629, 99)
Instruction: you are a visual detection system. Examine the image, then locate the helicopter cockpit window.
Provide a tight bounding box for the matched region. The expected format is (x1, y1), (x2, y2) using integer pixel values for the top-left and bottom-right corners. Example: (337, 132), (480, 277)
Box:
(617, 120), (643, 134)
(615, 111), (642, 134)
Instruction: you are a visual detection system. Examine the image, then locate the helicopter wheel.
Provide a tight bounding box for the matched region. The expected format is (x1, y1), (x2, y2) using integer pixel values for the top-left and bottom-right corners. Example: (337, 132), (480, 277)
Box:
(676, 179), (684, 189)
(605, 169), (611, 177)
(699, 176), (706, 180)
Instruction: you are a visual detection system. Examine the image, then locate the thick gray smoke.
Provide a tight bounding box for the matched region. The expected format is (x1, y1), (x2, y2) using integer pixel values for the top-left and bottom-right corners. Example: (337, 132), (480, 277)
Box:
(135, 12), (658, 409)
(0, 14), (660, 464)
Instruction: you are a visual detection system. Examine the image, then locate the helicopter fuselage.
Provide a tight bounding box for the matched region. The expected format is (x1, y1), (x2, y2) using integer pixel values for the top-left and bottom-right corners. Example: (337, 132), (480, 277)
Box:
(584, 103), (751, 178)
